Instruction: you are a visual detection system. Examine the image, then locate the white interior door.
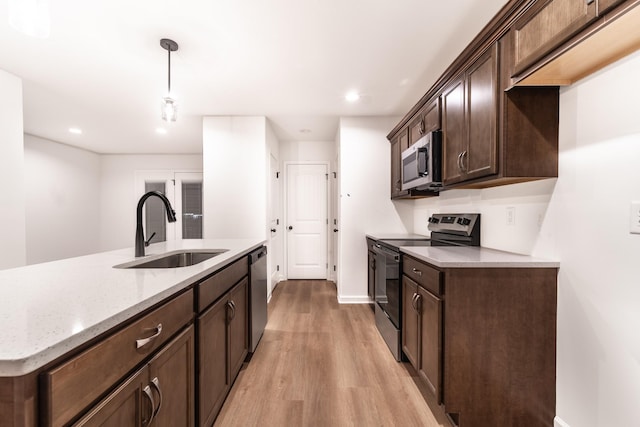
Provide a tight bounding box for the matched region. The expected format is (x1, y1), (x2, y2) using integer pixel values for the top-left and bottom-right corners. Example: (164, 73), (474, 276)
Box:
(286, 163), (328, 279)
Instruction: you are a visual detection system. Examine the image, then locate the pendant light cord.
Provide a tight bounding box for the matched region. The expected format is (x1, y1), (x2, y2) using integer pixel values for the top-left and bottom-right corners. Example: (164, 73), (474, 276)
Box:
(167, 48), (171, 94)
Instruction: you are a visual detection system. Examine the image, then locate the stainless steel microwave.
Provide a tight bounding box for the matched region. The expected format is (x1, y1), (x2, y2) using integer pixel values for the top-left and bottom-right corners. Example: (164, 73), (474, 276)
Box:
(401, 130), (443, 191)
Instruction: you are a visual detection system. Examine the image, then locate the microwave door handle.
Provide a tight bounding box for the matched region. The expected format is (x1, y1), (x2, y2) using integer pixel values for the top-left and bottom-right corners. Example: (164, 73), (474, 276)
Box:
(417, 146), (429, 177)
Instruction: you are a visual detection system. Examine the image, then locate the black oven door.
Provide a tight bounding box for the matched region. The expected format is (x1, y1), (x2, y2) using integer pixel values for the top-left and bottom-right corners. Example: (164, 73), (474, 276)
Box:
(372, 243), (400, 329)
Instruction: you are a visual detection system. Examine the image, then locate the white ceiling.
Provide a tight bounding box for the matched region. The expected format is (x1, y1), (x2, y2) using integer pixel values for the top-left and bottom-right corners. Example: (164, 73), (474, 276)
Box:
(0, 0), (507, 154)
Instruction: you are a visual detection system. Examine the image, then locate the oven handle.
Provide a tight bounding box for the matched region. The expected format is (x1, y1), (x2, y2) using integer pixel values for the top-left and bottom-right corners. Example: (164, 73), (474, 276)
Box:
(371, 243), (400, 260)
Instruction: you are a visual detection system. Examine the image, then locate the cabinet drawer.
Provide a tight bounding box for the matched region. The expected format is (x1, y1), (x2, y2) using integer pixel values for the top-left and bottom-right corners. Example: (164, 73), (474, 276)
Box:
(42, 289), (194, 427)
(403, 256), (442, 296)
(198, 256), (248, 312)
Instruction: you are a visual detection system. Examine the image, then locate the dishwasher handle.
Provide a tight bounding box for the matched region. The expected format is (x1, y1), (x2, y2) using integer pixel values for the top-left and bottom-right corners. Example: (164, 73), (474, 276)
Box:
(249, 247), (268, 264)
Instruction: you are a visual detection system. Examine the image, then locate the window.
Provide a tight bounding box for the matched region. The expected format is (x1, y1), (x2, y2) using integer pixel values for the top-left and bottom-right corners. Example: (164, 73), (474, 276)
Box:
(135, 171), (203, 242)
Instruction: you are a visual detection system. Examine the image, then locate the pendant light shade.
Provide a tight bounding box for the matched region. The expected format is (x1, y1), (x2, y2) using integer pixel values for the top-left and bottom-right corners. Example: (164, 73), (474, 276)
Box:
(160, 38), (179, 122)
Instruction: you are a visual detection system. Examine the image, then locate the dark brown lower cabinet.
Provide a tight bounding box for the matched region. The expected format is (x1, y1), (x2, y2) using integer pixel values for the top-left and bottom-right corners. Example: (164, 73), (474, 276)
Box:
(198, 278), (249, 427)
(402, 276), (442, 402)
(402, 255), (557, 427)
(73, 326), (195, 426)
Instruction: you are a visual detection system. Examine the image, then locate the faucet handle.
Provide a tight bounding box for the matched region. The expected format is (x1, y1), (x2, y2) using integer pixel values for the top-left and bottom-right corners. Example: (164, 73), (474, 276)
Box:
(145, 232), (157, 247)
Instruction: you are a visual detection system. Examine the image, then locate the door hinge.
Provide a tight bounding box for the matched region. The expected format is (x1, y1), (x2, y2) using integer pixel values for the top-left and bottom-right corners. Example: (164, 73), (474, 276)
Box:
(276, 172), (280, 178)
(171, 179), (176, 186)
(277, 219), (279, 225)
(325, 173), (329, 180)
(326, 263), (328, 269)
(333, 265), (336, 271)
(333, 172), (337, 178)
(277, 265), (280, 271)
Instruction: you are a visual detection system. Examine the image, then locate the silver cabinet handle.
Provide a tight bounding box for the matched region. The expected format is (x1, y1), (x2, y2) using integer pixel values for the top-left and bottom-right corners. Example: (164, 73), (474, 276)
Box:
(411, 292), (420, 314)
(150, 377), (163, 418)
(586, 0), (595, 4)
(412, 268), (422, 277)
(419, 119), (425, 135)
(461, 150), (468, 173)
(143, 385), (156, 426)
(136, 323), (163, 349)
(227, 300), (236, 321)
(457, 152), (463, 172)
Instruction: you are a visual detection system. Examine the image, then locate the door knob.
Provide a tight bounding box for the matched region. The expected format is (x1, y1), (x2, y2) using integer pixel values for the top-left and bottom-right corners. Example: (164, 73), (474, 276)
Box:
(270, 228), (276, 232)
(288, 226), (293, 230)
(333, 229), (339, 232)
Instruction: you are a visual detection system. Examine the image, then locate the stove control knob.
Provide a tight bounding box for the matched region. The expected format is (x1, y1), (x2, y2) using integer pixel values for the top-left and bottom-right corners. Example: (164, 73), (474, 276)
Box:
(457, 217), (471, 226)
(428, 217), (439, 224)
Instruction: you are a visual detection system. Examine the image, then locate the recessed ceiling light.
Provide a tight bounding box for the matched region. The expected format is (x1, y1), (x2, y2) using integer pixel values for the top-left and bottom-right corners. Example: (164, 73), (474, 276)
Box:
(68, 127), (82, 135)
(156, 127), (168, 135)
(345, 91), (360, 103)
(299, 129), (311, 134)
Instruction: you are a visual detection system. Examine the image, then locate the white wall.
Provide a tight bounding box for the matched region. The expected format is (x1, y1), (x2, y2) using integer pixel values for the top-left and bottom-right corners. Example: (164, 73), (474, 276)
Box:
(24, 135), (101, 264)
(0, 70), (26, 270)
(202, 117), (267, 240)
(280, 139), (334, 163)
(337, 116), (413, 302)
(412, 51), (640, 427)
(99, 154), (202, 251)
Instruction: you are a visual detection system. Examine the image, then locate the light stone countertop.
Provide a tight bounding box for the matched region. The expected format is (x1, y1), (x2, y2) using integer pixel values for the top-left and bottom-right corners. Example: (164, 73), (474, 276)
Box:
(0, 238), (265, 376)
(365, 233), (429, 241)
(400, 246), (560, 268)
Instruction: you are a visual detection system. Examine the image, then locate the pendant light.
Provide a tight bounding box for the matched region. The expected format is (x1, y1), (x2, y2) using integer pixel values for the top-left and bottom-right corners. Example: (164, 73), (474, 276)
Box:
(160, 38), (179, 122)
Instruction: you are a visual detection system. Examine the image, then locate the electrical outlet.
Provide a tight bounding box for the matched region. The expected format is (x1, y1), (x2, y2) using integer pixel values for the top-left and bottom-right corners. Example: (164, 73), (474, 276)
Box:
(506, 207), (516, 226)
(630, 201), (640, 234)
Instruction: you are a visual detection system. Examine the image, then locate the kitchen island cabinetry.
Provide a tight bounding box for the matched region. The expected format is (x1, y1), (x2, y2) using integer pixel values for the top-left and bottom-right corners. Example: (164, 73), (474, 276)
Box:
(72, 326), (195, 427)
(41, 290), (194, 427)
(197, 258), (249, 427)
(0, 239), (264, 427)
(401, 253), (557, 427)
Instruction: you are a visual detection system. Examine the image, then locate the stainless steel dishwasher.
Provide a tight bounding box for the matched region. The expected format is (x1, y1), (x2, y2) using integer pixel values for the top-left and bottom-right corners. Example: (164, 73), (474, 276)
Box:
(248, 246), (268, 353)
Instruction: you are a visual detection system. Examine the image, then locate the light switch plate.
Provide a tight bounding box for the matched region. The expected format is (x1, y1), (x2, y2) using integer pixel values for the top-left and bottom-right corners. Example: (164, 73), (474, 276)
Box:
(630, 201), (640, 234)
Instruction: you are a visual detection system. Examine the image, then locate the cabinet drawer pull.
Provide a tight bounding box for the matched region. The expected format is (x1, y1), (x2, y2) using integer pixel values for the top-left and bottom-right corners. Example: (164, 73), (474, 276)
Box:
(142, 385), (156, 426)
(136, 323), (163, 349)
(412, 268), (422, 277)
(150, 377), (163, 418)
(457, 152), (463, 171)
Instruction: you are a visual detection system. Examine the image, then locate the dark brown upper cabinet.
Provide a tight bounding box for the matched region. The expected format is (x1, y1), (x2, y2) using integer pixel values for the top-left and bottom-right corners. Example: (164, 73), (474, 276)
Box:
(512, 0), (598, 76)
(442, 45), (499, 186)
(409, 97), (441, 146)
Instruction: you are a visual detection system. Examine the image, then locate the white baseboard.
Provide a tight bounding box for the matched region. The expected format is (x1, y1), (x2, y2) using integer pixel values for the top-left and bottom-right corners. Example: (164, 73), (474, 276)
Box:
(554, 416), (570, 427)
(337, 295), (371, 304)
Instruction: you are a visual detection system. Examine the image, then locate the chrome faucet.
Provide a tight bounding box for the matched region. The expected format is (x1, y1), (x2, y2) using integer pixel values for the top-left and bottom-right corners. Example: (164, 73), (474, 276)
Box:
(135, 191), (177, 257)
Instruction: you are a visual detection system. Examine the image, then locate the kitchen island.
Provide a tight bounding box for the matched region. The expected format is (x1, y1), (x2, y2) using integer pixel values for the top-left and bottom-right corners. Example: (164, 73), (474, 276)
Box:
(0, 238), (265, 426)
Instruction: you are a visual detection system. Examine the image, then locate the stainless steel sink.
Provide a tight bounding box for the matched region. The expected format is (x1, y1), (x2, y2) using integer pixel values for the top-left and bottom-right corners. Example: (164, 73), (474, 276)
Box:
(114, 249), (228, 269)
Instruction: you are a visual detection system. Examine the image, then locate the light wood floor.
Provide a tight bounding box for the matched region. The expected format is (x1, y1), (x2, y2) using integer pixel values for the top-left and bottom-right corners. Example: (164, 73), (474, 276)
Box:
(214, 280), (452, 427)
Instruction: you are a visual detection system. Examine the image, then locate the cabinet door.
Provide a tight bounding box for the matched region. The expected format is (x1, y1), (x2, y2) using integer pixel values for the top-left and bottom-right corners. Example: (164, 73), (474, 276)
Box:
(442, 76), (466, 185)
(148, 326), (195, 427)
(513, 0), (597, 75)
(465, 45), (498, 180)
(198, 297), (228, 426)
(402, 276), (420, 370)
(418, 287), (442, 403)
(422, 97), (441, 134)
(72, 367), (149, 427)
(390, 136), (405, 199)
(228, 278), (249, 382)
